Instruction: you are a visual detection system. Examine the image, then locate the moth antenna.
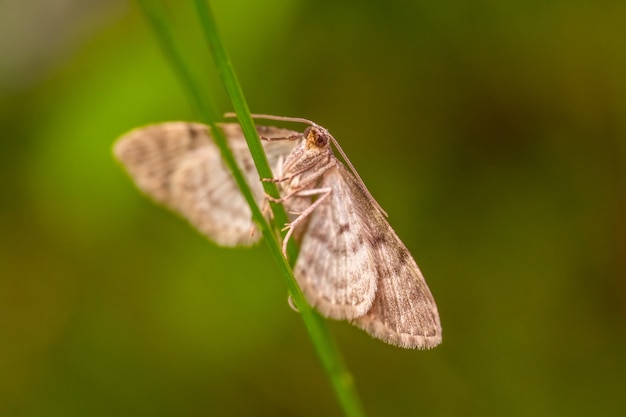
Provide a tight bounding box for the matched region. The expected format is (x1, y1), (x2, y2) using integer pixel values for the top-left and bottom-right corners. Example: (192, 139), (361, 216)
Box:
(225, 112), (317, 127)
(225, 112), (388, 217)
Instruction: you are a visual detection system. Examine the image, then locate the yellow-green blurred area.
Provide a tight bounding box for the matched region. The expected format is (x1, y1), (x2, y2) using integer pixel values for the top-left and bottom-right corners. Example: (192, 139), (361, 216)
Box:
(1, 0), (625, 416)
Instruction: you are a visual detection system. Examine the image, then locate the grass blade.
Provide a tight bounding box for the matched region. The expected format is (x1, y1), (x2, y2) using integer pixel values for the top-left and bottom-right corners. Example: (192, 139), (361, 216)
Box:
(136, 1), (366, 415)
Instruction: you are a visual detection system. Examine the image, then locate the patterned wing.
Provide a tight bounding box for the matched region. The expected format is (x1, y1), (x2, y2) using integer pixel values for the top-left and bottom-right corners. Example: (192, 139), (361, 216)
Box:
(291, 160), (441, 348)
(113, 122), (298, 247)
(113, 122), (212, 208)
(352, 224), (442, 349)
(293, 165), (379, 320)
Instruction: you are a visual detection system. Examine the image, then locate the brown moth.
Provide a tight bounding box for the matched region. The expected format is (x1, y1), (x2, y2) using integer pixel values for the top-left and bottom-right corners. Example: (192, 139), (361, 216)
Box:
(113, 116), (441, 349)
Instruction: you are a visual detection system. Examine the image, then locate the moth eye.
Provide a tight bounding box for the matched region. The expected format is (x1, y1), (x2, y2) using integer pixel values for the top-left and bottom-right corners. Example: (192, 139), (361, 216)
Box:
(315, 133), (328, 147)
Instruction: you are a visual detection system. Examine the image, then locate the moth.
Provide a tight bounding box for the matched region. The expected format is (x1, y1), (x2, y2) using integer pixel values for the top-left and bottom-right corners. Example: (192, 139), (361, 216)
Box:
(113, 115), (442, 349)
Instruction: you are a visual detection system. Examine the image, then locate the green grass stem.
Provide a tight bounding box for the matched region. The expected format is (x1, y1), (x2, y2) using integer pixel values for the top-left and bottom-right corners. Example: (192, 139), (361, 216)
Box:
(135, 1), (366, 416)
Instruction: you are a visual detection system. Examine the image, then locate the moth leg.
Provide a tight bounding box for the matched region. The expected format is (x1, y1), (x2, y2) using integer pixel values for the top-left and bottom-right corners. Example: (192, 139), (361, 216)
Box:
(262, 176), (292, 184)
(261, 164), (314, 184)
(281, 187), (332, 256)
(259, 133), (302, 142)
(264, 188), (301, 204)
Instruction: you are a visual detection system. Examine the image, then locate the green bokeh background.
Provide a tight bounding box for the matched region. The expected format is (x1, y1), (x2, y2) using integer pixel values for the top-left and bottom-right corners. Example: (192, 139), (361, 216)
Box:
(2, 1), (625, 416)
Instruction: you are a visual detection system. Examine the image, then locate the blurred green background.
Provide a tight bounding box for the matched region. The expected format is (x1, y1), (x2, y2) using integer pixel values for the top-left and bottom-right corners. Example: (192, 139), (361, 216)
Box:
(1, 0), (625, 416)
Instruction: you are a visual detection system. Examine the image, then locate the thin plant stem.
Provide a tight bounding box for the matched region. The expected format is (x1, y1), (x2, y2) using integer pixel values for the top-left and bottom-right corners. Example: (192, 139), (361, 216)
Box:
(136, 1), (366, 416)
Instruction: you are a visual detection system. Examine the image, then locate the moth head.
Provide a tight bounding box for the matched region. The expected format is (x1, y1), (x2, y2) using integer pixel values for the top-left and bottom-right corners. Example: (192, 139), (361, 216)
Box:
(304, 126), (330, 150)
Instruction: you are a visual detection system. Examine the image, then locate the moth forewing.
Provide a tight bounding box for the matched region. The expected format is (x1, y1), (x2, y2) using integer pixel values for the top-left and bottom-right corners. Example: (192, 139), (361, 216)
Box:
(353, 225), (442, 349)
(113, 122), (214, 209)
(293, 164), (379, 319)
(273, 122), (442, 349)
(114, 122), (299, 247)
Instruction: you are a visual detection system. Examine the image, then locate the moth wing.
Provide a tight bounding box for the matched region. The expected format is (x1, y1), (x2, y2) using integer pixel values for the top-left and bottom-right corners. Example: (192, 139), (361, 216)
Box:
(170, 124), (298, 246)
(353, 226), (442, 349)
(294, 165), (379, 320)
(114, 122), (298, 247)
(113, 122), (213, 209)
